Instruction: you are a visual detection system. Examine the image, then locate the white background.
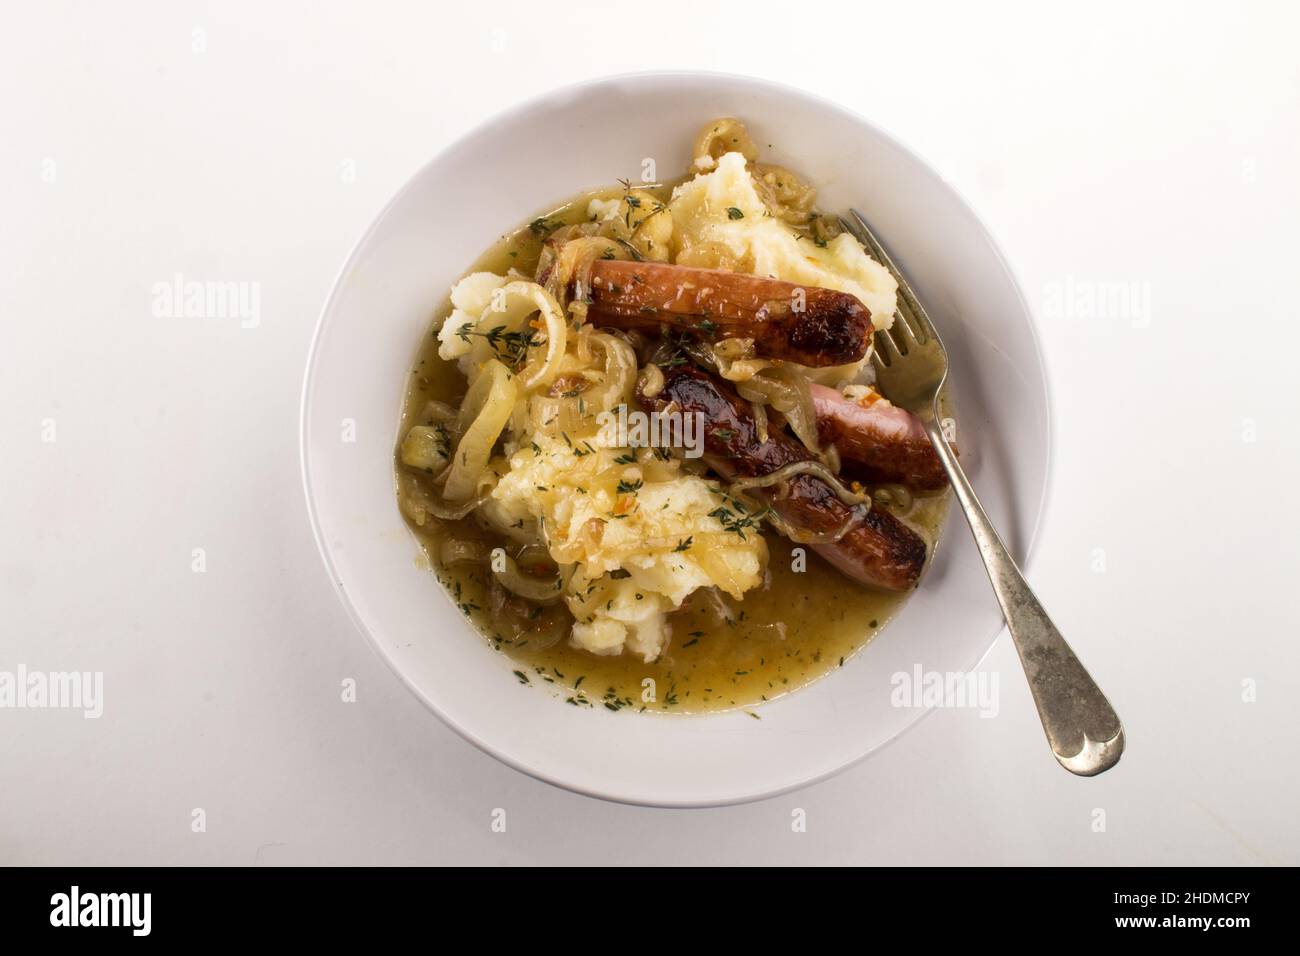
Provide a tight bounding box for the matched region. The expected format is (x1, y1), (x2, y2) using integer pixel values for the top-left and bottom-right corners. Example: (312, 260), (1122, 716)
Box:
(3, 0), (1298, 865)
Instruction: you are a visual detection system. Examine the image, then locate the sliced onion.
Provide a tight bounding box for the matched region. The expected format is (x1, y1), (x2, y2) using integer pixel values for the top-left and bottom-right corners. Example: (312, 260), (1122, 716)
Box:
(444, 359), (516, 501)
(765, 506), (867, 545)
(543, 236), (627, 306)
(514, 543), (557, 577)
(433, 489), (493, 521)
(576, 323), (594, 363)
(637, 363), (665, 399)
(440, 538), (490, 566)
(504, 282), (568, 390)
(691, 117), (758, 169)
(399, 425), (448, 471)
(728, 459), (869, 507)
(474, 498), (543, 546)
(768, 366), (820, 454)
(873, 483), (914, 513)
(398, 475), (492, 525)
(726, 460), (871, 545)
(822, 442), (841, 475)
(751, 401), (769, 443)
(528, 393), (586, 436)
(587, 331), (636, 411)
(492, 553), (567, 605)
(420, 400), (459, 425)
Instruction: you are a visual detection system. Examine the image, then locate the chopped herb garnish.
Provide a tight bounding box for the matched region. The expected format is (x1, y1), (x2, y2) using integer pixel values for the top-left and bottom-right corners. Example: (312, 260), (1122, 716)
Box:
(708, 501), (770, 540)
(455, 323), (539, 368)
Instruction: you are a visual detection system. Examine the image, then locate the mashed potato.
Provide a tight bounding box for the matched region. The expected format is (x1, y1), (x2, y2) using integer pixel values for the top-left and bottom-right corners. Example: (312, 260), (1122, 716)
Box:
(668, 151), (898, 329)
(488, 429), (767, 661)
(437, 271), (510, 366)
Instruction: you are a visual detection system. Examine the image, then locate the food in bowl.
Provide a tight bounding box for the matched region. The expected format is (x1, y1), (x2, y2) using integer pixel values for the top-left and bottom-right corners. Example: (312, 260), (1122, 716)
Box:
(394, 118), (951, 713)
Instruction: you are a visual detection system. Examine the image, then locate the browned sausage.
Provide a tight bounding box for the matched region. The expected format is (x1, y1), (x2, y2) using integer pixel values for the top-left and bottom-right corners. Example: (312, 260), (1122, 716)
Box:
(584, 260), (874, 367)
(643, 365), (927, 591)
(810, 383), (949, 490)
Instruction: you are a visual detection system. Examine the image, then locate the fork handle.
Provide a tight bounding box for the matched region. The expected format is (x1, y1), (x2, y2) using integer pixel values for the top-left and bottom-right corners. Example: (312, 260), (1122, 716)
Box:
(922, 418), (1124, 776)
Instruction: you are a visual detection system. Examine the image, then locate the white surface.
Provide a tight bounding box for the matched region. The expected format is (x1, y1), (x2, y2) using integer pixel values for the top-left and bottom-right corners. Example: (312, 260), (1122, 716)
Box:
(302, 72), (1051, 806)
(2, 0), (1297, 863)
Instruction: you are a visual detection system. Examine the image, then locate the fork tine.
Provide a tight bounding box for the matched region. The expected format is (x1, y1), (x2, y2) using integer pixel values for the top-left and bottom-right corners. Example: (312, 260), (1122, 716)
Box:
(892, 296), (926, 347)
(891, 312), (918, 343)
(865, 336), (883, 370)
(839, 211), (922, 346)
(886, 323), (911, 357)
(845, 209), (940, 345)
(872, 329), (898, 367)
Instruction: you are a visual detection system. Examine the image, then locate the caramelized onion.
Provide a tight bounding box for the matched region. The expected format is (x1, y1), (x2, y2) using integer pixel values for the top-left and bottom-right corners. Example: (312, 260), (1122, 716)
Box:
(750, 162), (816, 223)
(764, 506), (868, 546)
(873, 483), (914, 514)
(692, 118), (758, 170)
(492, 553), (566, 604)
(586, 331), (637, 412)
(751, 401), (769, 444)
(440, 538), (490, 566)
(444, 359), (516, 501)
(726, 460), (871, 545)
(727, 460), (868, 508)
(399, 425), (448, 471)
(400, 478), (492, 524)
(420, 400), (459, 425)
(768, 366), (820, 454)
(637, 363), (665, 399)
(544, 236), (627, 308)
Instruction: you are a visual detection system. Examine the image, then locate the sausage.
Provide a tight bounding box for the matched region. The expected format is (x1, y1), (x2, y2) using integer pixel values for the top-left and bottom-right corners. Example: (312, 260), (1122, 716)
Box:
(583, 260), (874, 367)
(642, 365), (927, 591)
(810, 383), (949, 490)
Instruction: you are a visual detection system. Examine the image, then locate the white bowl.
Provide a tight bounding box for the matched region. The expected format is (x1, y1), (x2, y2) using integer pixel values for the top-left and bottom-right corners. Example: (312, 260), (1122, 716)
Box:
(300, 71), (1052, 807)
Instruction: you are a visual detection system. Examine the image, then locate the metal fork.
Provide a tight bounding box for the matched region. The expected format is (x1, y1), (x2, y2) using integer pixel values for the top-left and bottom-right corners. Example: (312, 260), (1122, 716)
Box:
(841, 209), (1124, 777)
